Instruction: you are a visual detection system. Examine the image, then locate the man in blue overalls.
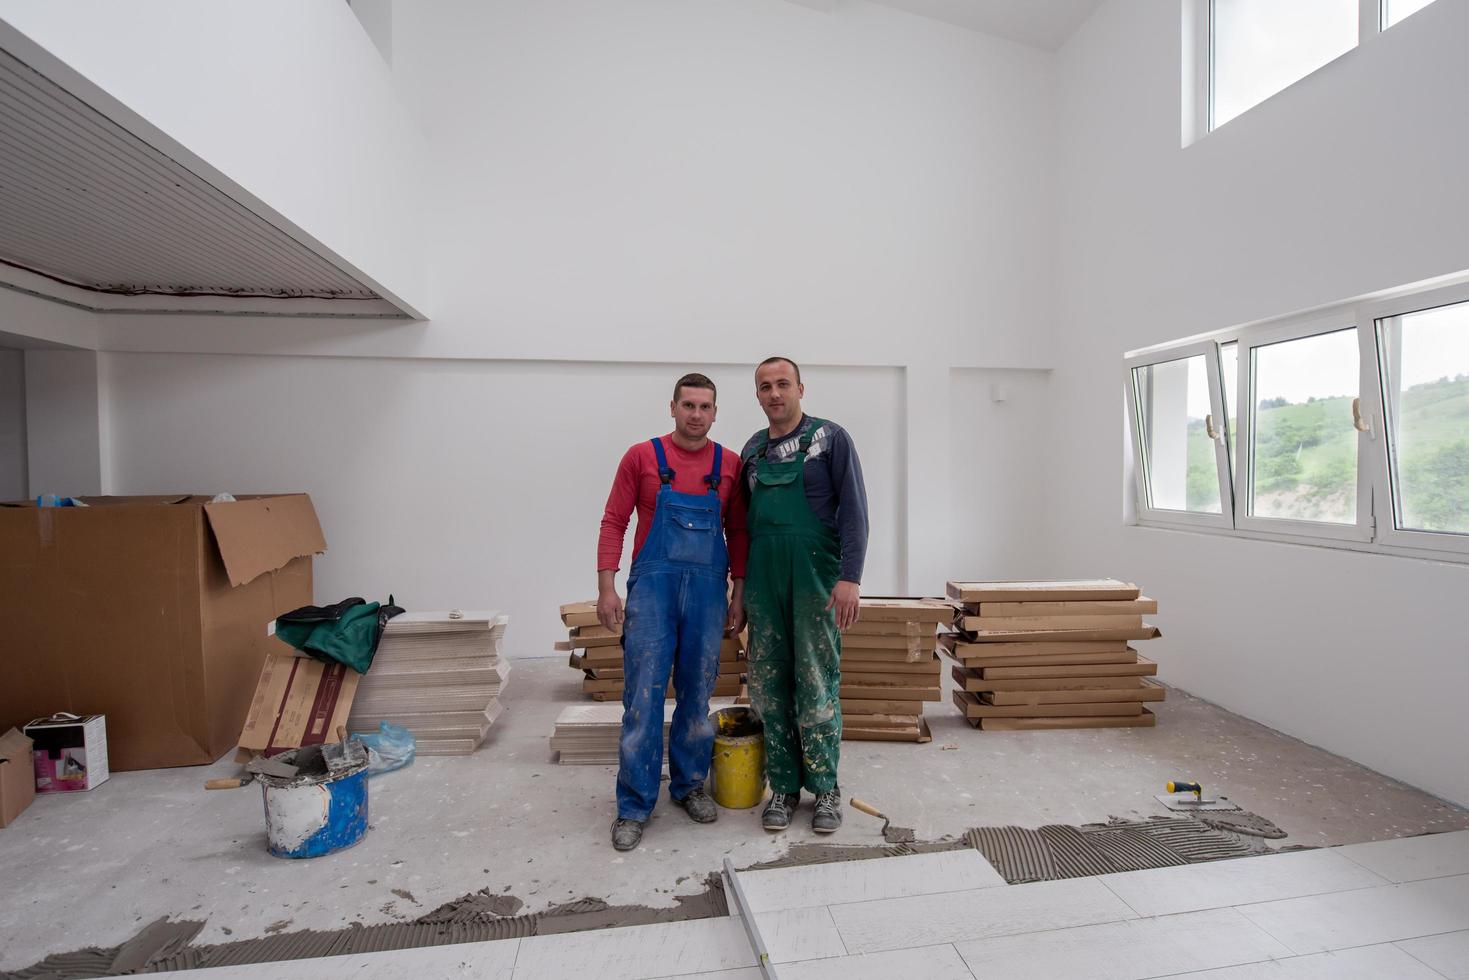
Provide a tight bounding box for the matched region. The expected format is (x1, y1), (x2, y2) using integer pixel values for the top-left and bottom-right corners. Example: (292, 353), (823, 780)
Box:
(596, 373), (748, 851)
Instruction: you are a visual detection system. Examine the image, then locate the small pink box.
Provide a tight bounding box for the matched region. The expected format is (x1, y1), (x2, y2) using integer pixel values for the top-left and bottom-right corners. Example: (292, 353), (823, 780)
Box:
(25, 714), (110, 793)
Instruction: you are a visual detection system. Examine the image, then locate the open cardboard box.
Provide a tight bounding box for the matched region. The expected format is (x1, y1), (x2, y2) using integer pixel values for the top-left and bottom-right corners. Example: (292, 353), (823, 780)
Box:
(0, 494), (324, 770)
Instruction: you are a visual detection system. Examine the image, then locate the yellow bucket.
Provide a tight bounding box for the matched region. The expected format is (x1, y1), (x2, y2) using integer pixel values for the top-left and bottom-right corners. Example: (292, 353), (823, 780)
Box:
(709, 706), (765, 809)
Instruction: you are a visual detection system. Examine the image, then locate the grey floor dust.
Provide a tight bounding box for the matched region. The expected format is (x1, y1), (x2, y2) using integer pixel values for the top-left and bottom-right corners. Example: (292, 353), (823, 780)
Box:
(1, 656), (1464, 972)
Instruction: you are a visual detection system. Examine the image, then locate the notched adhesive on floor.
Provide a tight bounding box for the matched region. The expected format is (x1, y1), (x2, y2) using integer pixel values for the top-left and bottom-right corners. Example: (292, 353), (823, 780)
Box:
(0, 807), (1314, 979)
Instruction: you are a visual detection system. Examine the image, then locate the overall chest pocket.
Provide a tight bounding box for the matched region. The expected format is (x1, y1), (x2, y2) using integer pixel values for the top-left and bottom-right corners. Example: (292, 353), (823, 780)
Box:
(666, 506), (715, 532)
(752, 465), (802, 526)
(754, 468), (800, 488)
(663, 504), (721, 565)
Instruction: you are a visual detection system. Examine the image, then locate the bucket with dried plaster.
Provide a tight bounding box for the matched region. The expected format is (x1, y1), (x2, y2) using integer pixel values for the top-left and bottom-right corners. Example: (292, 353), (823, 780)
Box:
(709, 706), (765, 809)
(257, 747), (369, 859)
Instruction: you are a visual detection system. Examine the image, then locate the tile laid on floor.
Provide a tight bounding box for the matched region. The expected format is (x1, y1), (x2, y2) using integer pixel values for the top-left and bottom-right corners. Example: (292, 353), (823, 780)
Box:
(1334, 829), (1469, 883)
(165, 940), (522, 979)
(951, 907), (1288, 980)
(1396, 928), (1469, 980)
(1236, 873), (1469, 955)
(752, 905), (848, 964)
(1152, 942), (1444, 979)
(736, 851), (1003, 914)
(1098, 849), (1387, 918)
(777, 943), (975, 980)
(828, 876), (1135, 954)
(510, 917), (752, 979)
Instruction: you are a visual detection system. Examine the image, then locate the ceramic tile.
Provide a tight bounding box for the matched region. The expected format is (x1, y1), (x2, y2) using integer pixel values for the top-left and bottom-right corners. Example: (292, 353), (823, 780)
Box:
(829, 876), (1135, 954)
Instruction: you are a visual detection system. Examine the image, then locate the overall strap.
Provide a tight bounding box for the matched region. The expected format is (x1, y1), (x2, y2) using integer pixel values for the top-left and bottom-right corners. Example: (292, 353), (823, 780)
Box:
(796, 418), (825, 456)
(704, 443), (723, 493)
(649, 438), (675, 485)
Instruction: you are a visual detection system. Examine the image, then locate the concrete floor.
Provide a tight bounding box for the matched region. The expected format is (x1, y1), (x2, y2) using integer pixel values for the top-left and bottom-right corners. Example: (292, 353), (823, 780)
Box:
(2, 656), (1466, 972)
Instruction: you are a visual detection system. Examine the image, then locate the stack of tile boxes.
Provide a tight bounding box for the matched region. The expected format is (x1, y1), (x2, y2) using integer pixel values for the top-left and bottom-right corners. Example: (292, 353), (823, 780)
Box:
(558, 601), (744, 701)
(942, 580), (1164, 730)
(348, 611), (510, 754)
(837, 598), (952, 741)
(548, 703), (674, 765)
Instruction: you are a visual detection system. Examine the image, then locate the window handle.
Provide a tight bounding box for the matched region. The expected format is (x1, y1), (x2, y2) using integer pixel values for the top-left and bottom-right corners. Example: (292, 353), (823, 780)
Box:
(1205, 413), (1223, 443)
(1351, 397), (1373, 435)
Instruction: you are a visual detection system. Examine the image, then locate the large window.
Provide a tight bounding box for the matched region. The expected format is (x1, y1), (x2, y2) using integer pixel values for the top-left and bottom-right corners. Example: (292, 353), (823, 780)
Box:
(1211, 0), (1358, 128)
(1383, 0), (1437, 28)
(1125, 278), (1469, 561)
(1244, 327), (1360, 526)
(1195, 1), (1440, 136)
(1134, 348), (1228, 525)
(1375, 296), (1469, 541)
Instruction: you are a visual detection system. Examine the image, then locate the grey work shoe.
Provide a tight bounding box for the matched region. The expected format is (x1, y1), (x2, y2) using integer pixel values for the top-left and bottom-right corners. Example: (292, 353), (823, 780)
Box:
(673, 785), (718, 823)
(761, 792), (800, 831)
(611, 818), (645, 851)
(812, 788), (842, 834)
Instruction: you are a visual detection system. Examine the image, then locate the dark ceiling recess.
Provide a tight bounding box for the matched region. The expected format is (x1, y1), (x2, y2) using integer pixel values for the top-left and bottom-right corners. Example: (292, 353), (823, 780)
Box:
(0, 47), (382, 303)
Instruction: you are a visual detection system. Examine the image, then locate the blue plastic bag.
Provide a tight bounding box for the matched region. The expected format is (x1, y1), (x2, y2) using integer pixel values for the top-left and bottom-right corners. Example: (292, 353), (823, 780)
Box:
(353, 722), (416, 777)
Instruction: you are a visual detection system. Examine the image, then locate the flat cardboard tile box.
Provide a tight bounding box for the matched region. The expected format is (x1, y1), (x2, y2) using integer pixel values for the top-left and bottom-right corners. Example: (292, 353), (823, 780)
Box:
(25, 713), (109, 792)
(0, 726), (36, 827)
(0, 494), (325, 771)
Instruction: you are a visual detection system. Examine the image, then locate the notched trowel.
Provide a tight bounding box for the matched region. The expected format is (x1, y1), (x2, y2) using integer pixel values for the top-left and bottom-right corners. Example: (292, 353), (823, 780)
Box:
(849, 797), (917, 843)
(1155, 779), (1242, 812)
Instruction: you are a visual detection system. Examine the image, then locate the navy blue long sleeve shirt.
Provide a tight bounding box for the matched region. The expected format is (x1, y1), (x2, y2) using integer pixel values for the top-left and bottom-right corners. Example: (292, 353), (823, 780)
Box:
(739, 415), (870, 584)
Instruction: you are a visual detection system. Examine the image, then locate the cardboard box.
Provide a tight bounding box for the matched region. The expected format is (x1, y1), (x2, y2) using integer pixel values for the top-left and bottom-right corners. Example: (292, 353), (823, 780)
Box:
(974, 597), (1158, 617)
(855, 597), (954, 623)
(25, 713), (109, 792)
(946, 579), (1141, 603)
(0, 727), (36, 827)
(952, 689), (1144, 718)
(236, 650), (359, 760)
(0, 494), (324, 771)
(976, 710), (1157, 731)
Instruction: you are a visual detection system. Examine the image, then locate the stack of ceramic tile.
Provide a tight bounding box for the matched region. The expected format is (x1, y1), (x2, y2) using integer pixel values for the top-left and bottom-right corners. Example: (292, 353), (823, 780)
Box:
(942, 580), (1163, 730)
(548, 703), (673, 765)
(557, 601), (745, 701)
(548, 697), (740, 764)
(836, 597), (952, 742)
(348, 610), (510, 755)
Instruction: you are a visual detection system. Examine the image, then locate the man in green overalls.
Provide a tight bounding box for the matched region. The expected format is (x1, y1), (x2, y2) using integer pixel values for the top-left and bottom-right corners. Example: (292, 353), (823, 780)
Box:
(739, 356), (869, 833)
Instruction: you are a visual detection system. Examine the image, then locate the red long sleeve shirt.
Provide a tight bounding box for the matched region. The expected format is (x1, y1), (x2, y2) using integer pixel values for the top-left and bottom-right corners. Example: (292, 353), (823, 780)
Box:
(598, 436), (749, 578)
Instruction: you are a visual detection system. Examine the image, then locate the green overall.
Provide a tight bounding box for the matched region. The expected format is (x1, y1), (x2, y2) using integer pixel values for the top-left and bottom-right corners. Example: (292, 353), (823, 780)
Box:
(745, 419), (842, 795)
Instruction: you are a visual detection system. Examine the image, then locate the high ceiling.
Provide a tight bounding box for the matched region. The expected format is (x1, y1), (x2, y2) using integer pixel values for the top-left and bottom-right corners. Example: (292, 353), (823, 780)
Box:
(864, 0), (1106, 50)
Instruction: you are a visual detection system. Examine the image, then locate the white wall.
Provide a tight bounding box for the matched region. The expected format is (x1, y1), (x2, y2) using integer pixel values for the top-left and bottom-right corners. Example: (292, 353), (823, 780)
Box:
(948, 367), (1055, 581)
(15, 0), (1061, 648)
(0, 349), (25, 499)
(1053, 0), (1469, 806)
(24, 349), (103, 497)
(98, 352), (908, 658)
(379, 0), (1056, 368)
(0, 0), (429, 316)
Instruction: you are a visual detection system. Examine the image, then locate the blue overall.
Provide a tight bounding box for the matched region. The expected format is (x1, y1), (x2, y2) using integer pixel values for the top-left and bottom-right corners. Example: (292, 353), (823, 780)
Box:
(616, 438), (729, 821)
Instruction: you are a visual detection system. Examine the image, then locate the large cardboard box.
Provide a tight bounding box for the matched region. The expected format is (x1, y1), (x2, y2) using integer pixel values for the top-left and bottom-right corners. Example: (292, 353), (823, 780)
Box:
(0, 494), (325, 771)
(0, 727), (36, 828)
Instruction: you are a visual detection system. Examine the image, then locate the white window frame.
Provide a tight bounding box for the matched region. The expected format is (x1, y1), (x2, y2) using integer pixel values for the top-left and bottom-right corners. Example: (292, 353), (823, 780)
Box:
(1124, 341), (1234, 531)
(1359, 280), (1469, 559)
(1185, 0), (1383, 141)
(1233, 314), (1373, 544)
(1126, 271), (1469, 565)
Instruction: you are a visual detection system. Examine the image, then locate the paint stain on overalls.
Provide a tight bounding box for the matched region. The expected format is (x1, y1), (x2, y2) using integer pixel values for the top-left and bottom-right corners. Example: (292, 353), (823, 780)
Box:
(615, 438), (729, 821)
(743, 419), (843, 795)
